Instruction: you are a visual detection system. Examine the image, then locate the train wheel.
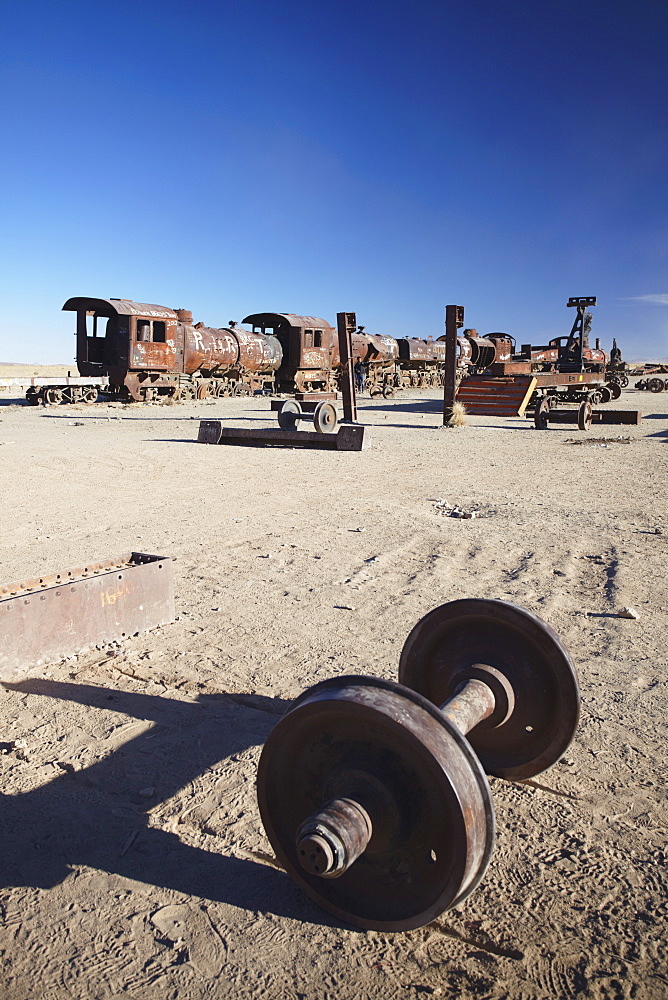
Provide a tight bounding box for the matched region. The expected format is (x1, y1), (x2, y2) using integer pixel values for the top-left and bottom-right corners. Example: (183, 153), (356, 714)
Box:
(598, 385), (612, 404)
(578, 401), (593, 431)
(534, 398), (551, 430)
(44, 388), (62, 405)
(313, 401), (338, 434)
(25, 388), (40, 405)
(648, 378), (664, 393)
(278, 399), (302, 431)
(588, 391), (602, 405)
(383, 385), (395, 398)
(180, 384), (197, 400)
(620, 375), (629, 388)
(606, 382), (622, 400)
(82, 387), (98, 404)
(234, 383), (251, 396)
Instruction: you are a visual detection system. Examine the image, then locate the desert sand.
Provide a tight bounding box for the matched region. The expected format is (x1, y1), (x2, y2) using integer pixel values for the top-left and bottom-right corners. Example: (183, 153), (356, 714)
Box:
(0, 382), (666, 999)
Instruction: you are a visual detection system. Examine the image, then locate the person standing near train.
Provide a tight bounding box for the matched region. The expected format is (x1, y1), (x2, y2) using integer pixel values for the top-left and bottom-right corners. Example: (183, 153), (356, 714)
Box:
(354, 359), (366, 394)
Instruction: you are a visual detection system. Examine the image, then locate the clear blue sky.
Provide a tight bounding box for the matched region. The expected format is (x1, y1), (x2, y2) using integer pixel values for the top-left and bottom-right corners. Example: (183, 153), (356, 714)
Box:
(1, 0), (666, 362)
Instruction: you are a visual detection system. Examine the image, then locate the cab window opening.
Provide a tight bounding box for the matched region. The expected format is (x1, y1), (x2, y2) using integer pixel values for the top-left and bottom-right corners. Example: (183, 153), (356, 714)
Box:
(86, 314), (110, 338)
(136, 319), (151, 342)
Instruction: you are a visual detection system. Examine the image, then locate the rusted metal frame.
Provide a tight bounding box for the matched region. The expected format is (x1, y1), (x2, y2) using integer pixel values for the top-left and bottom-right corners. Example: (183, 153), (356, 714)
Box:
(336, 312), (358, 423)
(529, 372), (605, 387)
(535, 408), (642, 426)
(443, 305), (464, 425)
(0, 377), (108, 388)
(0, 553), (175, 680)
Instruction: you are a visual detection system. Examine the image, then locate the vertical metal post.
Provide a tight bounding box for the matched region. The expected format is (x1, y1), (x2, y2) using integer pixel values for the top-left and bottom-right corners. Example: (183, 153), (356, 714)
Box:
(443, 305), (464, 425)
(337, 312), (358, 424)
(77, 310), (89, 364)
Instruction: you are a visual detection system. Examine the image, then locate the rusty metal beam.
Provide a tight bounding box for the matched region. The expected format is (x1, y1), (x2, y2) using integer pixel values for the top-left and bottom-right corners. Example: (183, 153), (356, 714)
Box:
(197, 421), (367, 450)
(0, 553), (175, 681)
(336, 312), (358, 423)
(443, 305), (464, 425)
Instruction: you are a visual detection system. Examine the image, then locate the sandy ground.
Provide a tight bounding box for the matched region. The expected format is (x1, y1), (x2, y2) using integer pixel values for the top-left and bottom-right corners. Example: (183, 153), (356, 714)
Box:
(0, 381), (666, 1000)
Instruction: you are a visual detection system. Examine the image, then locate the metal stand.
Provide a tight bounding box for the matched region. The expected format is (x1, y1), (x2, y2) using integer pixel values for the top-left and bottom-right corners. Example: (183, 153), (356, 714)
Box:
(442, 304), (464, 425)
(336, 312), (358, 423)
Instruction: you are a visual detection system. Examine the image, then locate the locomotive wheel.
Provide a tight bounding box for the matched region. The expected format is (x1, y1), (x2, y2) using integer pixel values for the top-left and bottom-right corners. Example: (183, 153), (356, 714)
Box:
(196, 383), (209, 400)
(578, 400), (593, 430)
(606, 382), (622, 400)
(214, 382), (230, 397)
(398, 599), (580, 779)
(313, 401), (338, 434)
(382, 385), (395, 398)
(635, 380), (646, 391)
(598, 385), (612, 404)
(180, 384), (197, 400)
(534, 397), (551, 430)
(81, 387), (98, 404)
(648, 378), (664, 393)
(588, 391), (602, 405)
(44, 388), (62, 405)
(234, 383), (252, 396)
(620, 375), (629, 388)
(25, 388), (40, 405)
(257, 676), (495, 931)
(278, 399), (302, 431)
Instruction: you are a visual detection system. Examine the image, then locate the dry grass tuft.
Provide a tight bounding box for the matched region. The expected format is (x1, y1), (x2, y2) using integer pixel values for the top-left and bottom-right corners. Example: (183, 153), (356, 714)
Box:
(447, 401), (468, 427)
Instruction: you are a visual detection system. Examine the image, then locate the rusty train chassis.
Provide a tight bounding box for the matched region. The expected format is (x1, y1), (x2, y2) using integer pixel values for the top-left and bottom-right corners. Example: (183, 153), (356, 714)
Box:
(27, 370), (274, 405)
(28, 362), (445, 405)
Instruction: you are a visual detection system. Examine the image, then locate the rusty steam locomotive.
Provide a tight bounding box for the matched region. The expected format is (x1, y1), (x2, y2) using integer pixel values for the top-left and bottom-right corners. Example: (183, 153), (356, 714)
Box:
(25, 296), (614, 404)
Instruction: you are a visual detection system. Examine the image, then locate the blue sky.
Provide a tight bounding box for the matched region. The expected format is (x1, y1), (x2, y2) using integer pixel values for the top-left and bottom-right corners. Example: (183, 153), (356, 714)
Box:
(1, 0), (667, 362)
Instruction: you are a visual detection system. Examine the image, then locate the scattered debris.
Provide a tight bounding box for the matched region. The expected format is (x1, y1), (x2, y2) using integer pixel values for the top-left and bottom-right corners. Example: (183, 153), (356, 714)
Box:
(429, 498), (488, 519)
(617, 606), (640, 619)
(565, 436), (632, 446)
(334, 604), (356, 611)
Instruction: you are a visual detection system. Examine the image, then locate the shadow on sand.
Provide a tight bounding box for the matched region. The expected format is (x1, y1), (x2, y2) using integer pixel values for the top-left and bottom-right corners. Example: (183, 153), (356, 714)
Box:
(0, 679), (338, 927)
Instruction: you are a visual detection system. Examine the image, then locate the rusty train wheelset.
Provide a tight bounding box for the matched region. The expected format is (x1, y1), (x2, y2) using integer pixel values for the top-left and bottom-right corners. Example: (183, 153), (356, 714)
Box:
(256, 599), (579, 931)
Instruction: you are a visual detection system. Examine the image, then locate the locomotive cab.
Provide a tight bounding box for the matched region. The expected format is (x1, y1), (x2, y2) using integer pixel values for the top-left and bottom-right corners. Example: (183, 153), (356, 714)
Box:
(63, 297), (183, 380)
(243, 312), (336, 392)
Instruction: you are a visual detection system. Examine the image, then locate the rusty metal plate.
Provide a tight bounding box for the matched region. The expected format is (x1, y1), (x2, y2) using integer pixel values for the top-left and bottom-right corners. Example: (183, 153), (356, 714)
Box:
(197, 420), (223, 444)
(0, 553), (174, 680)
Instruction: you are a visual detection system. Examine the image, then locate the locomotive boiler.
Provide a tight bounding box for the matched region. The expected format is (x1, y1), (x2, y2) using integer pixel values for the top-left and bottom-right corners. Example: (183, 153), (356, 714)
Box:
(47, 297), (282, 403)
